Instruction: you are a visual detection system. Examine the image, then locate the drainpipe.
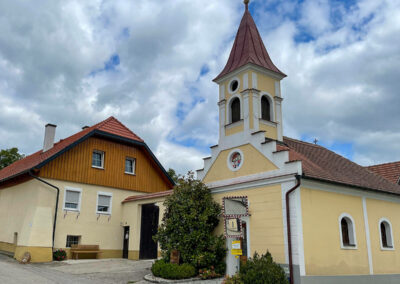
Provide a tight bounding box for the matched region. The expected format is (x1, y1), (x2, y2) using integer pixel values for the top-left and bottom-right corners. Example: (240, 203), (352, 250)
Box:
(29, 171), (59, 251)
(286, 175), (301, 284)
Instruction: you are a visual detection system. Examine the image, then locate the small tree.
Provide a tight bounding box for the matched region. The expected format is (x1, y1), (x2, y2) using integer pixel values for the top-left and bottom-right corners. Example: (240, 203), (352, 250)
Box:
(0, 148), (24, 170)
(154, 172), (226, 273)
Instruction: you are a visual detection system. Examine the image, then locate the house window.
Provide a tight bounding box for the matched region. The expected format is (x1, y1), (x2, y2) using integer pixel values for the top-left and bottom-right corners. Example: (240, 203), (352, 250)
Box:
(125, 158), (136, 175)
(66, 235), (80, 247)
(261, 96), (271, 121)
(96, 192), (112, 214)
(92, 150), (104, 168)
(380, 219), (394, 249)
(339, 214), (357, 249)
(64, 188), (82, 211)
(231, 97), (241, 123)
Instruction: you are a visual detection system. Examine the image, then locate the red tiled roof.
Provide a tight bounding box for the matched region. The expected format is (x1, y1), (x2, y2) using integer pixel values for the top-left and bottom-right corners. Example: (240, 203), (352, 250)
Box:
(0, 117), (144, 183)
(122, 190), (173, 203)
(366, 162), (400, 185)
(214, 5), (286, 82)
(281, 137), (400, 195)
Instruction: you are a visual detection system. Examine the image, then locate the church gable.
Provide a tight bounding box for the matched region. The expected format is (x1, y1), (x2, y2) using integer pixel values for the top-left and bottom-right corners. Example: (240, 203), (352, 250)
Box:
(202, 143), (278, 183)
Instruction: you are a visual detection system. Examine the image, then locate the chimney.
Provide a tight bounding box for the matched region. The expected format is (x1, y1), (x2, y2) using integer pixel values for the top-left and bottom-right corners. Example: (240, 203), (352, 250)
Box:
(43, 123), (57, 152)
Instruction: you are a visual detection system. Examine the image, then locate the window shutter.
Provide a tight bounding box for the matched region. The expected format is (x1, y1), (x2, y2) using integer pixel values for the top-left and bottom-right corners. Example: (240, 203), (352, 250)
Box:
(66, 191), (80, 204)
(98, 195), (111, 207)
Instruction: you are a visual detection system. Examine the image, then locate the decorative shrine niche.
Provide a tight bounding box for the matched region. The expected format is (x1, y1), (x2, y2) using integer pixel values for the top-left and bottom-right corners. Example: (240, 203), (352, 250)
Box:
(223, 196), (249, 238)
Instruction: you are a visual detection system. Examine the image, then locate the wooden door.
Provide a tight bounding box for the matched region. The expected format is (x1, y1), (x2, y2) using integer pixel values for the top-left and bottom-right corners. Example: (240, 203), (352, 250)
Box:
(123, 226), (129, 259)
(139, 204), (159, 259)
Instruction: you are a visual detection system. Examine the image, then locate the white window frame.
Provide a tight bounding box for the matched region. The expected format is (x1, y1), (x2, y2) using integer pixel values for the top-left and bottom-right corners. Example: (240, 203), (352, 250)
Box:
(379, 217), (394, 250)
(259, 92), (275, 123)
(125, 157), (136, 175)
(228, 76), (240, 94)
(96, 191), (113, 215)
(338, 213), (357, 250)
(92, 150), (105, 169)
(226, 95), (243, 124)
(63, 187), (82, 212)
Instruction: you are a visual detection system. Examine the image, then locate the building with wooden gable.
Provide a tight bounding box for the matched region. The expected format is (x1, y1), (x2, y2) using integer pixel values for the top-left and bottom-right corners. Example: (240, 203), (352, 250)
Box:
(0, 116), (174, 262)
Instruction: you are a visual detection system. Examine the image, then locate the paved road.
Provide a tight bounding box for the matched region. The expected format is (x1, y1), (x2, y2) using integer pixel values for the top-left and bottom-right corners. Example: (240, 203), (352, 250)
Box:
(0, 254), (151, 284)
(0, 253), (222, 284)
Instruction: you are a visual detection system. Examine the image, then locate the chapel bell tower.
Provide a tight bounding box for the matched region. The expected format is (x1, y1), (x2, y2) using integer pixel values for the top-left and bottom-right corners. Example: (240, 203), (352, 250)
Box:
(214, 0), (286, 144)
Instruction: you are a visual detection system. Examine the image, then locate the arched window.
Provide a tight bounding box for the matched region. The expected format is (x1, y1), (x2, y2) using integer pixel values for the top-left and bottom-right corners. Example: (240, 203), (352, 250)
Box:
(340, 216), (356, 247)
(261, 96), (271, 121)
(380, 219), (394, 249)
(231, 98), (241, 123)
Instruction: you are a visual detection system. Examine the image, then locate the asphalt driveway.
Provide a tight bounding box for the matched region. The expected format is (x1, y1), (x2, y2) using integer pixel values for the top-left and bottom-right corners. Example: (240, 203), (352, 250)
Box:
(0, 253), (152, 284)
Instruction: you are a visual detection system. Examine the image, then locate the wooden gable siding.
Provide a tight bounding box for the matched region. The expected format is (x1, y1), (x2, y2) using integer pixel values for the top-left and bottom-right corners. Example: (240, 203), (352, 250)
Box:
(38, 137), (171, 193)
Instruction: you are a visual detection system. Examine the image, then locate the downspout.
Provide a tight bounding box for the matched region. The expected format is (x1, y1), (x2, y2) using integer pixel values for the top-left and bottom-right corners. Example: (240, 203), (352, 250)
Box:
(286, 175), (301, 284)
(29, 171), (59, 251)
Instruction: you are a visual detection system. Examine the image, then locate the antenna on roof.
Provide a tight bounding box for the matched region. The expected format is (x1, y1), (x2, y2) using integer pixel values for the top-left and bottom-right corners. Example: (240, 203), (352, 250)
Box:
(313, 138), (319, 145)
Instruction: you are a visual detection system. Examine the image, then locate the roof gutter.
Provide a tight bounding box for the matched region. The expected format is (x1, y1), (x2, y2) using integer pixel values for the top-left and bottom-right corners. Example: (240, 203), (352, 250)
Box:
(29, 171), (59, 252)
(285, 175), (301, 284)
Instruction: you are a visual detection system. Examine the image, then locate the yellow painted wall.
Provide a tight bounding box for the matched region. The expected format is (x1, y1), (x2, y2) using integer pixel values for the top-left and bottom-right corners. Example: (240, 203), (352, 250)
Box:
(203, 144), (278, 183)
(250, 71), (276, 96)
(45, 179), (143, 253)
(212, 185), (286, 263)
(366, 198), (400, 274)
(0, 179), (53, 248)
(121, 197), (166, 260)
(301, 187), (369, 275)
(259, 123), (277, 140)
(225, 122), (244, 136)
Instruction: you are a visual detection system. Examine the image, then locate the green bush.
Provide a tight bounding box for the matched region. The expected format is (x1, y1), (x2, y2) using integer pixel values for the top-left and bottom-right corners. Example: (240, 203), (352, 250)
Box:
(239, 251), (288, 284)
(151, 259), (196, 280)
(223, 274), (244, 284)
(53, 249), (67, 261)
(154, 172), (226, 273)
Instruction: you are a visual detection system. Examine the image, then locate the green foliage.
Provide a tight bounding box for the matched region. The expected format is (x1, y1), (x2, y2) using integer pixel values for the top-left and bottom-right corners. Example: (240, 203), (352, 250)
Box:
(53, 249), (67, 261)
(166, 168), (181, 184)
(0, 148), (24, 170)
(154, 172), (226, 273)
(239, 251), (288, 284)
(151, 259), (196, 280)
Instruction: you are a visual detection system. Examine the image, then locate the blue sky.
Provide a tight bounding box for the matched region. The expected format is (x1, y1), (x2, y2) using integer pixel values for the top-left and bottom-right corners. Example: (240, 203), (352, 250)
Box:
(0, 0), (399, 174)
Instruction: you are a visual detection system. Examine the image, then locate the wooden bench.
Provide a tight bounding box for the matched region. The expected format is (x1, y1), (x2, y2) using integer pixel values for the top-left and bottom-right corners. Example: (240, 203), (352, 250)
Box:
(70, 244), (102, 260)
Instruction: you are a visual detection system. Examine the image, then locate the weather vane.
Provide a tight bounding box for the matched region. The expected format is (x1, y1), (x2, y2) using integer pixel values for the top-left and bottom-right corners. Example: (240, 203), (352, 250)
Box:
(313, 138), (319, 145)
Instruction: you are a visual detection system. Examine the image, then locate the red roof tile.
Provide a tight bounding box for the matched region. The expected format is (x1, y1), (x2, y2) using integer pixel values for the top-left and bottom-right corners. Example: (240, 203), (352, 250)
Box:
(214, 5), (286, 82)
(0, 117), (145, 183)
(282, 137), (400, 195)
(366, 162), (400, 185)
(122, 190), (173, 203)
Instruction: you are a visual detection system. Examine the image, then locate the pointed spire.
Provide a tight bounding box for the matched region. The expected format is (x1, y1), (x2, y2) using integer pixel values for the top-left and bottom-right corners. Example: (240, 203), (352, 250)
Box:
(214, 1), (286, 82)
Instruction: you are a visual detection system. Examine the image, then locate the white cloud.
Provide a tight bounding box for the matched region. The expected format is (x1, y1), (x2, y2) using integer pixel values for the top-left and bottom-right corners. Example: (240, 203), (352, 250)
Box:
(0, 0), (399, 176)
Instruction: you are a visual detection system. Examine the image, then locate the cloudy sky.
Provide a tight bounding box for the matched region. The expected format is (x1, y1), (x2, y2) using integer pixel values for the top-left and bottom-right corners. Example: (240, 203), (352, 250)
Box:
(0, 0), (399, 174)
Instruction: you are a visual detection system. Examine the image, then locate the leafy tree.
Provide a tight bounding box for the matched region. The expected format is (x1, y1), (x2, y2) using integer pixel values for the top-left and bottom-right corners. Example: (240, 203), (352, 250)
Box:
(167, 168), (180, 184)
(154, 172), (226, 273)
(0, 148), (24, 170)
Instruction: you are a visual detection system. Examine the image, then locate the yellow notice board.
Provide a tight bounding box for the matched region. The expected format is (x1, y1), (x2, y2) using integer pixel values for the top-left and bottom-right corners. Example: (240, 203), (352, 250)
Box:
(231, 249), (243, 256)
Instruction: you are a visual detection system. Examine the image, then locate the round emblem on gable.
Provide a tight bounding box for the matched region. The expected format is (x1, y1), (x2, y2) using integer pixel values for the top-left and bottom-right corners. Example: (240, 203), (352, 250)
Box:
(231, 152), (242, 169)
(227, 149), (244, 171)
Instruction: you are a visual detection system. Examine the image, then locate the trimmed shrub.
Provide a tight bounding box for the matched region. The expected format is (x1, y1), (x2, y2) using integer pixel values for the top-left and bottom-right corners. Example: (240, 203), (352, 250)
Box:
(239, 251), (288, 284)
(151, 259), (196, 280)
(53, 249), (67, 261)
